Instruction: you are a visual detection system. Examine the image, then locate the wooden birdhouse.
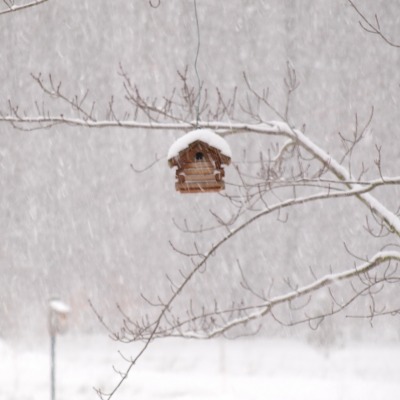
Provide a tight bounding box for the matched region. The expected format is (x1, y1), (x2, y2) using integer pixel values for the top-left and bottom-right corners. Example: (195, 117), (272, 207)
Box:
(48, 298), (71, 335)
(168, 129), (231, 193)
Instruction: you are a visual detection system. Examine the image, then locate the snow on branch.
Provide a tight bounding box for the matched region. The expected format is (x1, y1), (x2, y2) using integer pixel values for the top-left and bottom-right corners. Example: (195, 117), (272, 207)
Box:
(0, 116), (285, 134)
(2, 112), (400, 234)
(0, 0), (49, 15)
(178, 251), (400, 339)
(288, 126), (400, 236)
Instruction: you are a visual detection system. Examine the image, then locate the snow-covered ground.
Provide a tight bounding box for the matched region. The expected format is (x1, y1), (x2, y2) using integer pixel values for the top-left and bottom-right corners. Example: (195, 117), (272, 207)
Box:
(1, 335), (400, 400)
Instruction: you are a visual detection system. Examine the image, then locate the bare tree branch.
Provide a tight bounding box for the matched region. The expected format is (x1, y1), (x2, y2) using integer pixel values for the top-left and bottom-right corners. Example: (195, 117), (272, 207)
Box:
(347, 0), (400, 48)
(0, 0), (49, 15)
(180, 252), (400, 339)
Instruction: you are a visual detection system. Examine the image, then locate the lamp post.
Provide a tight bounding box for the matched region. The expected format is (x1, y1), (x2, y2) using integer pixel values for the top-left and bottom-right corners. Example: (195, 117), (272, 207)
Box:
(48, 298), (70, 400)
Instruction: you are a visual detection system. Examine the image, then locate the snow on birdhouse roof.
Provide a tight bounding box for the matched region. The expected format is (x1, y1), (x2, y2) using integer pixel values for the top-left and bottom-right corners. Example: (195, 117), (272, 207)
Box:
(167, 129), (232, 160)
(49, 299), (71, 314)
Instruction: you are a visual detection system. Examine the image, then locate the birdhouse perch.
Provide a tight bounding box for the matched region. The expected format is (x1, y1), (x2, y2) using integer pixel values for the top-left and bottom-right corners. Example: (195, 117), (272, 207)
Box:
(168, 129), (232, 193)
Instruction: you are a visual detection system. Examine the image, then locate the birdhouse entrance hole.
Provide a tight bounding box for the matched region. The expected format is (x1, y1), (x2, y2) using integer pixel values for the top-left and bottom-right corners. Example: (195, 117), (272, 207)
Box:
(167, 129), (232, 194)
(195, 152), (204, 161)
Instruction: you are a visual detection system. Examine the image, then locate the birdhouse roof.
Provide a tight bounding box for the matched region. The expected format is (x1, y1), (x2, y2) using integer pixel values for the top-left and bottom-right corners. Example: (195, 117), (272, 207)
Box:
(49, 299), (71, 314)
(167, 129), (232, 161)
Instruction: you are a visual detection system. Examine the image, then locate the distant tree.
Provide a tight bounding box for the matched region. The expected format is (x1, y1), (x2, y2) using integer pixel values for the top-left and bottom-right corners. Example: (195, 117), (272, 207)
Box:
(1, 1), (400, 399)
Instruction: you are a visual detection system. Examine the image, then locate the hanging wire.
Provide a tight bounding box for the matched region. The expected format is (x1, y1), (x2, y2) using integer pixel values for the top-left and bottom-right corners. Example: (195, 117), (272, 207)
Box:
(149, 0), (161, 8)
(193, 0), (202, 128)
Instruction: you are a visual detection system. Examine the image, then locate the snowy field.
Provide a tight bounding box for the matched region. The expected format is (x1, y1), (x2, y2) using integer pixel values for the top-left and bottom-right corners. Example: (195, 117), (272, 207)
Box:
(1, 335), (400, 400)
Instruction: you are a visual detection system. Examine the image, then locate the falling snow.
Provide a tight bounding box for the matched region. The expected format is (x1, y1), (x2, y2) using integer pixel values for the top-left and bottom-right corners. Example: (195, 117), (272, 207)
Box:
(1, 0), (400, 399)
